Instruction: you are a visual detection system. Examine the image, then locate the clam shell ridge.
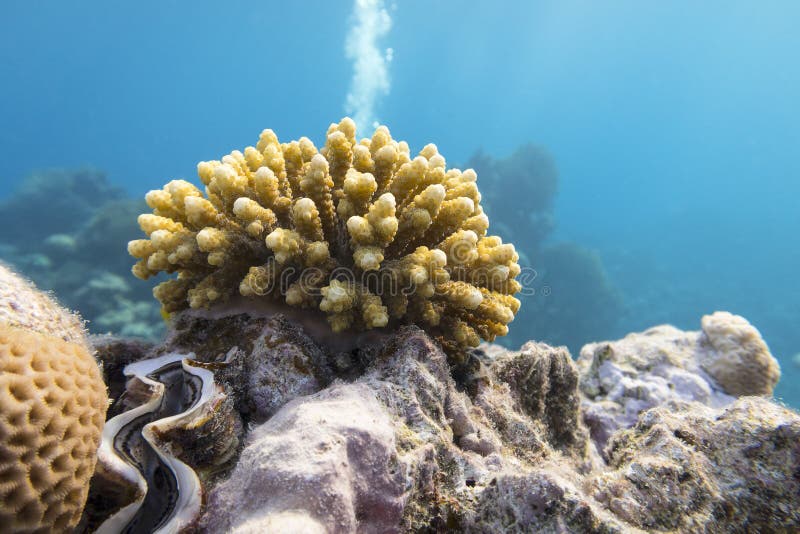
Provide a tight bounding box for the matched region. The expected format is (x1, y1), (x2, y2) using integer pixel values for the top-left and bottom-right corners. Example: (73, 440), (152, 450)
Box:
(88, 352), (240, 533)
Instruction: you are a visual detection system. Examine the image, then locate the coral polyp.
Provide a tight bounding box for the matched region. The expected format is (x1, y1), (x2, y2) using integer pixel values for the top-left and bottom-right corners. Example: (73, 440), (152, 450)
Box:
(130, 118), (521, 354)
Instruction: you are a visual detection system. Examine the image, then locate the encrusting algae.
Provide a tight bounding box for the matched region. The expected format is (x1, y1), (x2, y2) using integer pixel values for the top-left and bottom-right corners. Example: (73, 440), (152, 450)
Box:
(129, 118), (521, 358)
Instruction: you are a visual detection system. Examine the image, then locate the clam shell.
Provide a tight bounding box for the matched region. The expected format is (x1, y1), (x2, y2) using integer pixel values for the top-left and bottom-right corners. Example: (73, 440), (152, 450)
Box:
(89, 352), (240, 533)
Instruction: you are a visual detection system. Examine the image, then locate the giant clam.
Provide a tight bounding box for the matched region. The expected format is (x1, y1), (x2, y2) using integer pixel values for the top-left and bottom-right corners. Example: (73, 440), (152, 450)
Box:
(81, 351), (241, 533)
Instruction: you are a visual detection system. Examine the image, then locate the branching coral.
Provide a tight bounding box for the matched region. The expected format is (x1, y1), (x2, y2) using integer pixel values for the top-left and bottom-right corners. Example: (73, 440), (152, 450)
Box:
(130, 118), (521, 357)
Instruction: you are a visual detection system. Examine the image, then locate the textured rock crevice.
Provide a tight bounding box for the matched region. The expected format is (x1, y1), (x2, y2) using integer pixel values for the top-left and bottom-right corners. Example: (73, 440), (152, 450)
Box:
(590, 397), (800, 532)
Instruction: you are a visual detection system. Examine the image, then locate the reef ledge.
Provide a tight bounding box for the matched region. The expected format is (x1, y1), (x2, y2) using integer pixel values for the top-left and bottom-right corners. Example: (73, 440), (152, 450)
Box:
(83, 309), (798, 533)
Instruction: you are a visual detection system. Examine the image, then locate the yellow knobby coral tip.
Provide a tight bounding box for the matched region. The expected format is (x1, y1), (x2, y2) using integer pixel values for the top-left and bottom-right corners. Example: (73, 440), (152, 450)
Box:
(320, 279), (355, 314)
(196, 227), (227, 252)
(265, 228), (303, 264)
(354, 246), (384, 271)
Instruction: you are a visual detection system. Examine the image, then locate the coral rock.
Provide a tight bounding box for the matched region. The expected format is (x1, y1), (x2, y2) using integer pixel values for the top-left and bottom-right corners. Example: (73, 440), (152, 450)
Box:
(161, 309), (333, 422)
(471, 470), (621, 532)
(0, 264), (87, 347)
(199, 326), (604, 532)
(130, 118), (521, 358)
(698, 311), (780, 396)
(591, 397), (800, 532)
(201, 384), (406, 533)
(96, 310), (798, 532)
(491, 341), (588, 455)
(577, 313), (781, 451)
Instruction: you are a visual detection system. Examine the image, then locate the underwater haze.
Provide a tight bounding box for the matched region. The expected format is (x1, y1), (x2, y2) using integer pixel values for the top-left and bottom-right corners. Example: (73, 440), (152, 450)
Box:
(1, 1), (798, 405)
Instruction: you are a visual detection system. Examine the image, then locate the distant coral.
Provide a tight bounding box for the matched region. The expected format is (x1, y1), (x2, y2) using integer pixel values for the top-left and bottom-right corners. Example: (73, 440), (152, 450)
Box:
(130, 118), (521, 356)
(0, 266), (107, 532)
(521, 243), (623, 353)
(0, 170), (163, 341)
(76, 199), (150, 274)
(0, 168), (124, 251)
(465, 145), (622, 353)
(76, 272), (163, 339)
(467, 143), (558, 250)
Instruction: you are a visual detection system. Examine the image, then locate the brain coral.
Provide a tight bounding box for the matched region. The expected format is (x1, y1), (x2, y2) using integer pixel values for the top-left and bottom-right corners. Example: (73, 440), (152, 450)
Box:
(130, 118), (521, 356)
(0, 266), (107, 532)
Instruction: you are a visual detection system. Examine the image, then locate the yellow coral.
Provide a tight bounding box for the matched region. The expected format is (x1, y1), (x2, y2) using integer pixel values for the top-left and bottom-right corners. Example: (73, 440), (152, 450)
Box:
(131, 119), (521, 356)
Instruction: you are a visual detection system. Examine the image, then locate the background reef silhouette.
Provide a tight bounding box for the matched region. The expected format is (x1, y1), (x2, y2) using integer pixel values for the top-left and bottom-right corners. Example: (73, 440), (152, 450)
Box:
(467, 144), (623, 354)
(0, 170), (163, 340)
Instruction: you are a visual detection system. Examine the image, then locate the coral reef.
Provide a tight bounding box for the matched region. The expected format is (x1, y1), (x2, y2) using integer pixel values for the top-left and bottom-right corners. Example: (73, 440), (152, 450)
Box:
(0, 170), (163, 340)
(0, 266), (107, 532)
(699, 311), (780, 395)
(578, 311), (782, 451)
(130, 118), (521, 356)
(83, 305), (799, 532)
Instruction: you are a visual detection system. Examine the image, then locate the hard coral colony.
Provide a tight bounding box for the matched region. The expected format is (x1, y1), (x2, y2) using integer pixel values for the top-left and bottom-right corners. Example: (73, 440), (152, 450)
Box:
(129, 118), (521, 357)
(0, 266), (108, 532)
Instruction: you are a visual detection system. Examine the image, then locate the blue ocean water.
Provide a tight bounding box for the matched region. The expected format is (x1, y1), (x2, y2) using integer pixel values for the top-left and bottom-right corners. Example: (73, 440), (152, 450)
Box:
(1, 1), (798, 405)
